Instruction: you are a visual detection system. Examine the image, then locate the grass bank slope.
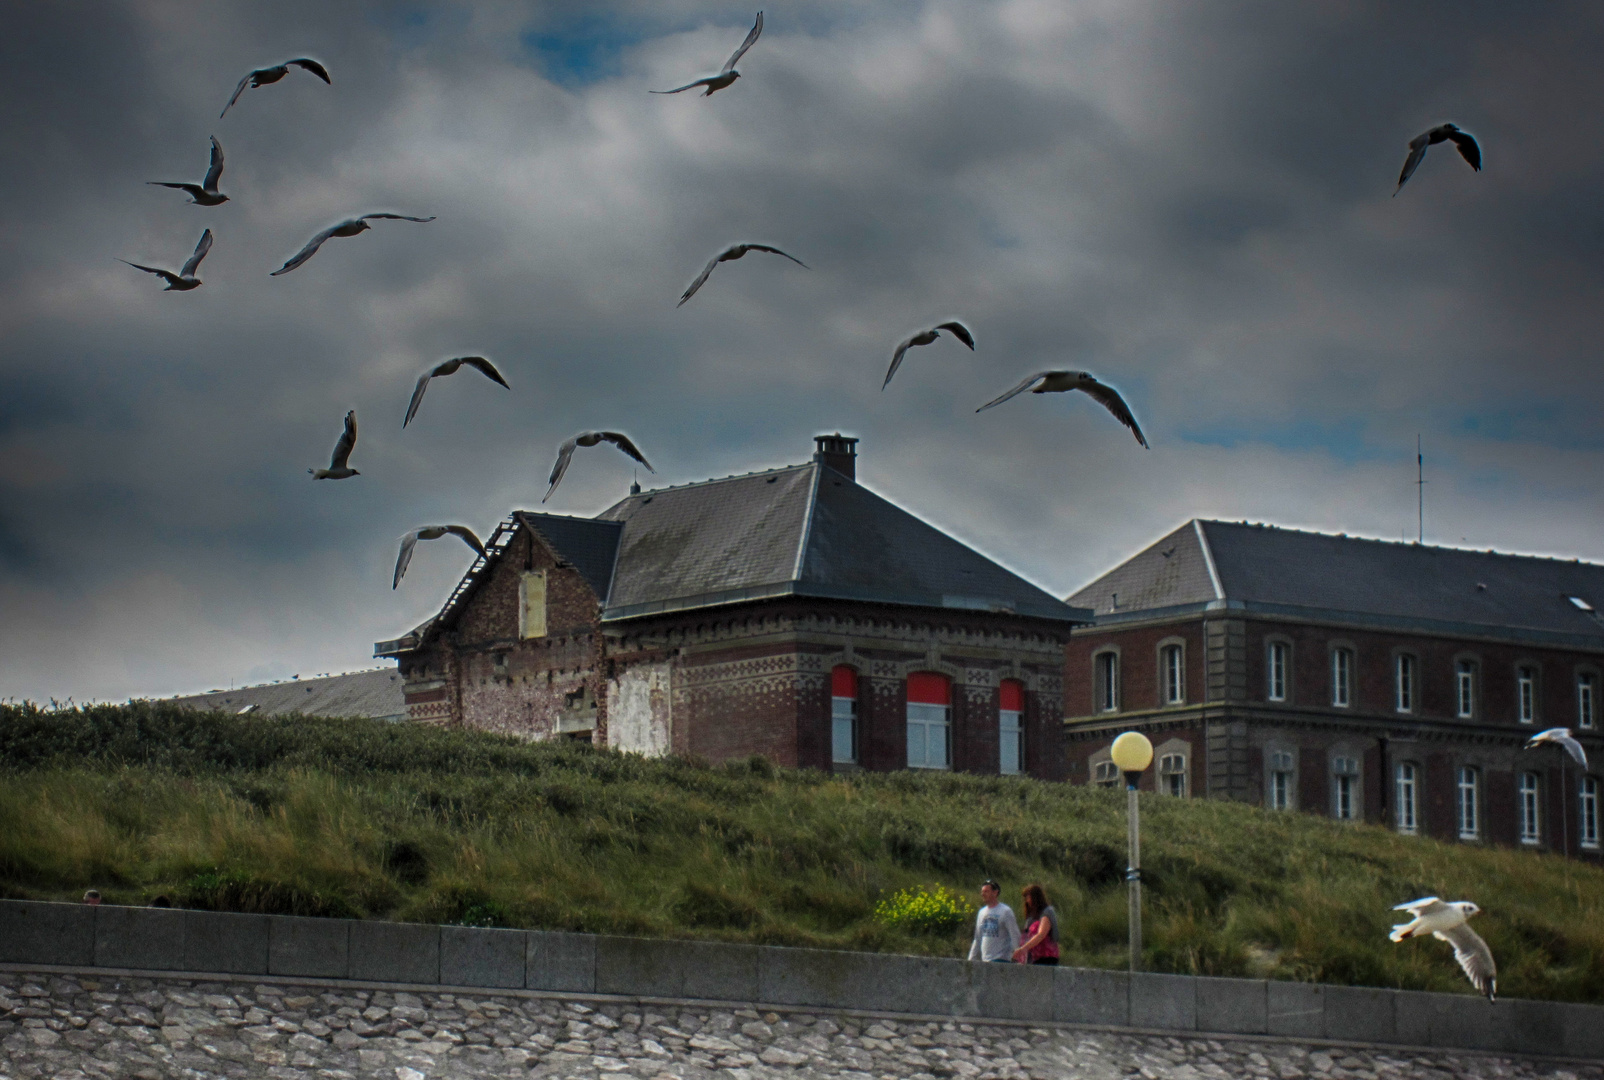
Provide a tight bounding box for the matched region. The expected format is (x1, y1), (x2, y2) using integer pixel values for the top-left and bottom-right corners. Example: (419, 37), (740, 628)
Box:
(2, 702), (1601, 1002)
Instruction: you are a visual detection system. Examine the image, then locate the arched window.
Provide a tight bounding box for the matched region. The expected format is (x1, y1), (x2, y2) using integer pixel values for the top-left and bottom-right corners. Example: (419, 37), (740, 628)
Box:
(1395, 762), (1419, 834)
(1456, 660), (1478, 719)
(1577, 672), (1596, 730)
(998, 679), (1025, 776)
(1268, 750), (1295, 811)
(1517, 665), (1539, 724)
(831, 666), (858, 765)
(1395, 655), (1416, 714)
(1331, 647), (1353, 708)
(1331, 754), (1360, 821)
(1519, 772), (1541, 844)
(906, 673), (951, 770)
(1581, 776), (1600, 850)
(1159, 753), (1188, 798)
(1161, 644), (1184, 705)
(1456, 766), (1480, 840)
(1267, 641), (1289, 702)
(1094, 651), (1119, 713)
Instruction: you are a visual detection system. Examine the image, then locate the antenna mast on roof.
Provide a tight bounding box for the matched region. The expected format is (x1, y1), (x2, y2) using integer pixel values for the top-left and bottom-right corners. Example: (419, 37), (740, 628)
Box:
(1416, 435), (1426, 544)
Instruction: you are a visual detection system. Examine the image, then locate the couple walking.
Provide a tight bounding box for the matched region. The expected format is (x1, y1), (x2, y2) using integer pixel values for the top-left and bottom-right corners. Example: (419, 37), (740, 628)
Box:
(966, 879), (1058, 965)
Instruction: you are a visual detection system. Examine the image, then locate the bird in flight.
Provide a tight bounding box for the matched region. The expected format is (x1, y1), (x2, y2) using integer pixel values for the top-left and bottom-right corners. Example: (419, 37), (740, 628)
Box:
(882, 321), (975, 390)
(679, 243), (807, 306)
(309, 411), (359, 480)
(976, 371), (1149, 448)
(403, 356), (511, 428)
(545, 433), (655, 503)
(121, 228), (214, 292)
(1524, 727), (1588, 768)
(652, 11), (762, 97)
(1389, 898), (1496, 1001)
(148, 136), (228, 206)
(1395, 123), (1481, 195)
(270, 214), (435, 276)
(221, 58), (332, 117)
(393, 525), (487, 589)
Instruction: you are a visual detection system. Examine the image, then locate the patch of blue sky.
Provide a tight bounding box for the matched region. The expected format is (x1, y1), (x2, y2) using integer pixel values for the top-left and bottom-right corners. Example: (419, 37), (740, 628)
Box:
(1176, 416), (1397, 464)
(1457, 403), (1604, 451)
(520, 14), (655, 86)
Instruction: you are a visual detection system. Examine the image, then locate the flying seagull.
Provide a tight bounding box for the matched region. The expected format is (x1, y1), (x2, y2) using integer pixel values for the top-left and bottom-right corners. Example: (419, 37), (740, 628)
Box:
(678, 243), (807, 306)
(147, 136), (228, 206)
(121, 228), (213, 292)
(883, 321), (975, 390)
(271, 213), (435, 276)
(1395, 123), (1481, 195)
(403, 356), (511, 428)
(545, 432), (654, 503)
(393, 525), (487, 589)
(976, 371), (1149, 447)
(651, 11), (762, 97)
(1524, 727), (1588, 768)
(1389, 897), (1496, 1001)
(221, 58), (331, 117)
(308, 410), (359, 479)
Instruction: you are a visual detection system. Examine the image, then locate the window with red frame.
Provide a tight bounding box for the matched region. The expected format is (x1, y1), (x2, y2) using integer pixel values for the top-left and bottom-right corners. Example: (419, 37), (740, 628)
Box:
(906, 673), (951, 770)
(831, 666), (858, 765)
(999, 679), (1024, 775)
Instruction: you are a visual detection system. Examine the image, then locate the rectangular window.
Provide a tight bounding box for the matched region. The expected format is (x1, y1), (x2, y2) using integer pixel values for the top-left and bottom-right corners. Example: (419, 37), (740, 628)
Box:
(1519, 772), (1541, 844)
(1456, 661), (1477, 719)
(1582, 777), (1600, 850)
(906, 674), (950, 770)
(1268, 751), (1295, 811)
(1267, 642), (1288, 702)
(1579, 674), (1596, 730)
(1456, 767), (1479, 840)
(1093, 760), (1119, 788)
(999, 680), (1024, 776)
(1332, 756), (1358, 821)
(831, 666), (858, 765)
(1096, 652), (1119, 713)
(1518, 666), (1537, 724)
(1159, 753), (1187, 797)
(1395, 762), (1418, 834)
(1163, 645), (1184, 705)
(1395, 655), (1415, 714)
(1331, 648), (1352, 708)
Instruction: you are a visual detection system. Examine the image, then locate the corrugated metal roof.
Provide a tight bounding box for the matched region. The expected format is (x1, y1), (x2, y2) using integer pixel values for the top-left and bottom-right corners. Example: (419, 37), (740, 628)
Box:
(167, 668), (405, 721)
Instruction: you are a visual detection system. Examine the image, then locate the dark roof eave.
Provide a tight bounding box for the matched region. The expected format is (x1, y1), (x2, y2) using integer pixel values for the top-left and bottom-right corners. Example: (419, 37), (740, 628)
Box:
(601, 581), (1090, 625)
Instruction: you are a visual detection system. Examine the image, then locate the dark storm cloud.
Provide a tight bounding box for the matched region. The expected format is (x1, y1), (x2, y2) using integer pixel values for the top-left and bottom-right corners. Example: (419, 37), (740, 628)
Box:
(2, 0), (1603, 700)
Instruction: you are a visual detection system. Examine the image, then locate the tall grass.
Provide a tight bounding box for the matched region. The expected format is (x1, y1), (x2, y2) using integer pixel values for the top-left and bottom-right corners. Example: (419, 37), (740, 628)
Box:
(2, 701), (1601, 1001)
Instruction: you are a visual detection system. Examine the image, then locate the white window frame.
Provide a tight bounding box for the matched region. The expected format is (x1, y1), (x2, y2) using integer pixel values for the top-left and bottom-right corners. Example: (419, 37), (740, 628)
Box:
(1163, 645), (1184, 706)
(1395, 762), (1419, 835)
(906, 701), (951, 770)
(1582, 776), (1600, 850)
(1267, 641), (1288, 702)
(1332, 756), (1359, 821)
(1579, 673), (1596, 730)
(831, 693), (858, 765)
(1095, 652), (1119, 713)
(1092, 760), (1119, 788)
(1456, 660), (1477, 719)
(1159, 753), (1187, 797)
(1456, 766), (1479, 841)
(1518, 771), (1541, 844)
(1268, 750), (1294, 811)
(999, 705), (1023, 776)
(1517, 666), (1537, 724)
(1395, 655), (1416, 714)
(1331, 648), (1352, 708)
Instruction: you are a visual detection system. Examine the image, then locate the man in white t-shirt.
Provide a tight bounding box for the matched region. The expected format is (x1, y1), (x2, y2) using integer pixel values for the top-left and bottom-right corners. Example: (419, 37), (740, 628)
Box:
(967, 879), (1021, 962)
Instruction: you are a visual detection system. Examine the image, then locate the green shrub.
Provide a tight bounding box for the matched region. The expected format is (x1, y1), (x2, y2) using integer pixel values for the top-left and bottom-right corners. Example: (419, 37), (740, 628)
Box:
(873, 884), (970, 936)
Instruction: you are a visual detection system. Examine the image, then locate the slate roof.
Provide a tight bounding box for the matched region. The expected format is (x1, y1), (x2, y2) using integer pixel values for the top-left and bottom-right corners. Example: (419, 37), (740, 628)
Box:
(166, 668), (406, 721)
(515, 512), (623, 598)
(1070, 520), (1604, 645)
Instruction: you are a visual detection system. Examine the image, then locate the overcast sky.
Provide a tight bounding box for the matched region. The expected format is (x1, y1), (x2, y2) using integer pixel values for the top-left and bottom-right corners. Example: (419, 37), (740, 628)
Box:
(4, 1), (1604, 702)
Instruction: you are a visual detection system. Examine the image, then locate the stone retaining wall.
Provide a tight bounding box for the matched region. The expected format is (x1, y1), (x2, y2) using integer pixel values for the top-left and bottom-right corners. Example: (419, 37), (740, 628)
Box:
(2, 901), (1598, 1060)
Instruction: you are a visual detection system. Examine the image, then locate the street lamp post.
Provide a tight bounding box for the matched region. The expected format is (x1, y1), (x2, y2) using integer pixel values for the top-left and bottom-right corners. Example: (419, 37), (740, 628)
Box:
(1110, 731), (1154, 973)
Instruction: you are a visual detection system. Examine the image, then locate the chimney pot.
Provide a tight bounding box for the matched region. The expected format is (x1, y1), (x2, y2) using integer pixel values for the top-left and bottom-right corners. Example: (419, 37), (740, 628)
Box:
(813, 433), (857, 481)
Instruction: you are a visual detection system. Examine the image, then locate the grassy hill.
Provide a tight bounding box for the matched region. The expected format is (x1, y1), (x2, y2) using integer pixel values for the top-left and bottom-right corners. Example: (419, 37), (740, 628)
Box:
(2, 701), (1601, 1002)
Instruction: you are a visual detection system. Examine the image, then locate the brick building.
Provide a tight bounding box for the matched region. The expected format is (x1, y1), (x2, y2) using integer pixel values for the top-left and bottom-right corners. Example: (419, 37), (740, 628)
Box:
(1062, 520), (1604, 858)
(376, 436), (1089, 776)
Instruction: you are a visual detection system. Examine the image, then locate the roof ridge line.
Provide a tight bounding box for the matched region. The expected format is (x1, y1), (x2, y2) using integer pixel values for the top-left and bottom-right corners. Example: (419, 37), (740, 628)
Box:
(1194, 519), (1224, 600)
(791, 461), (821, 582)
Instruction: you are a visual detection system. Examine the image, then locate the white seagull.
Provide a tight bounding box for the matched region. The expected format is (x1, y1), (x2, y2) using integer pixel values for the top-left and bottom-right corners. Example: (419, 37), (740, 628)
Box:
(404, 356), (511, 428)
(883, 321), (975, 390)
(545, 433), (655, 503)
(651, 11), (762, 98)
(976, 370), (1149, 448)
(121, 228), (213, 292)
(1524, 727), (1588, 768)
(393, 525), (487, 589)
(1389, 897), (1496, 1001)
(678, 243), (807, 306)
(271, 213), (436, 276)
(1395, 123), (1482, 195)
(308, 411), (359, 479)
(147, 136), (228, 206)
(221, 58), (332, 117)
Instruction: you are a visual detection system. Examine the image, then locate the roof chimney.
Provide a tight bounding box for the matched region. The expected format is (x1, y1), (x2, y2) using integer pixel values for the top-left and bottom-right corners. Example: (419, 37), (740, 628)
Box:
(813, 433), (857, 481)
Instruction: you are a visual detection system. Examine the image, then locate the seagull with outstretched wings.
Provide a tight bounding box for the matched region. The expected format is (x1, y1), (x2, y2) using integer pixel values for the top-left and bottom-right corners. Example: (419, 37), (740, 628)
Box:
(976, 370), (1149, 448)
(1390, 897), (1496, 1001)
(393, 525), (487, 589)
(678, 243), (807, 306)
(545, 432), (655, 503)
(121, 228), (214, 292)
(883, 321), (975, 389)
(1524, 727), (1588, 768)
(271, 213), (435, 276)
(221, 58), (331, 117)
(1395, 123), (1481, 195)
(308, 411), (359, 479)
(651, 11), (762, 97)
(148, 136), (229, 206)
(403, 356), (511, 427)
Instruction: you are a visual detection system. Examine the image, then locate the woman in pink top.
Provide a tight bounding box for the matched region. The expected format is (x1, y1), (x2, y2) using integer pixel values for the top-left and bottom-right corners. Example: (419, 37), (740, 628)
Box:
(1012, 883), (1059, 965)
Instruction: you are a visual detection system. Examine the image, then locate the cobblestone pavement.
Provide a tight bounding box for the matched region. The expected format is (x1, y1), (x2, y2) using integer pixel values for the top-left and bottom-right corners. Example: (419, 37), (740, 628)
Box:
(2, 971), (1598, 1080)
